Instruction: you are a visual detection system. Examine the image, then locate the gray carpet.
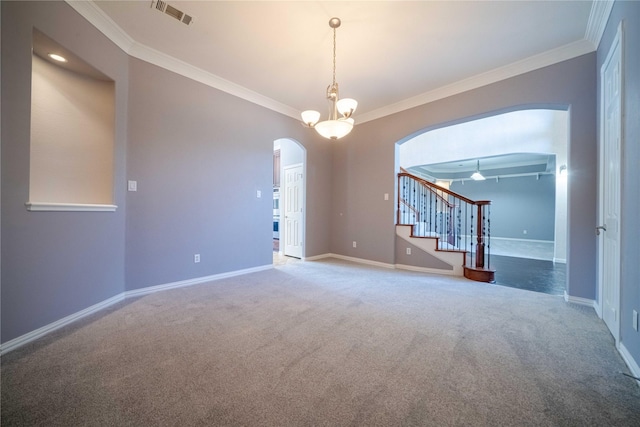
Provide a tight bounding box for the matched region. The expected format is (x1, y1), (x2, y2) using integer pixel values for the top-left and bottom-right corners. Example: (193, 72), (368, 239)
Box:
(2, 258), (640, 426)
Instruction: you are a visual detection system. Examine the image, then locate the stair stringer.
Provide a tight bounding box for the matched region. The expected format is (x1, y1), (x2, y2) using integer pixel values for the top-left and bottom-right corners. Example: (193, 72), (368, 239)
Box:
(396, 225), (466, 277)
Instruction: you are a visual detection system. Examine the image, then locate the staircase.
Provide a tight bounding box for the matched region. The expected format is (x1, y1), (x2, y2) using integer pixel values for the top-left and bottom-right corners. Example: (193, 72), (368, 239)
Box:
(397, 170), (495, 283)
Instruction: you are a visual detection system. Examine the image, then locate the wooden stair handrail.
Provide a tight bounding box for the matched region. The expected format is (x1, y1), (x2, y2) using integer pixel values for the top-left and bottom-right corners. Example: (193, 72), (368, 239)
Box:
(399, 168), (491, 207)
(398, 168), (495, 283)
(400, 169), (455, 209)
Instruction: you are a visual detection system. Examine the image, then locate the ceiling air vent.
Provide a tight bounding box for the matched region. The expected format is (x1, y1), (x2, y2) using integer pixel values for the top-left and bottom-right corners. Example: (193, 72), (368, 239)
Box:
(151, 0), (194, 26)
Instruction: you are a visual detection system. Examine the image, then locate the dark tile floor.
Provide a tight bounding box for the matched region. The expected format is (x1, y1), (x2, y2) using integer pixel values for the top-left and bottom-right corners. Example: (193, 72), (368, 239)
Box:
(489, 255), (566, 296)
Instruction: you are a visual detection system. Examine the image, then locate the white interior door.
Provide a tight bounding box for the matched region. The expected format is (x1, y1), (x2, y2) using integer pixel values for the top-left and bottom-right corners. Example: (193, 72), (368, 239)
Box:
(598, 24), (623, 342)
(283, 164), (304, 258)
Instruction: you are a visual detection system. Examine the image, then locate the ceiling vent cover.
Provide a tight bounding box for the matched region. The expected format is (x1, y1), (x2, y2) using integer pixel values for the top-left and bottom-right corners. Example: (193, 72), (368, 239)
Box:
(151, 1), (194, 26)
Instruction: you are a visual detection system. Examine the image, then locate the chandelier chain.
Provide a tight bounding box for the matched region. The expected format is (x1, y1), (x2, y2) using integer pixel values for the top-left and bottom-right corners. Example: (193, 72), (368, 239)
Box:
(332, 26), (337, 86)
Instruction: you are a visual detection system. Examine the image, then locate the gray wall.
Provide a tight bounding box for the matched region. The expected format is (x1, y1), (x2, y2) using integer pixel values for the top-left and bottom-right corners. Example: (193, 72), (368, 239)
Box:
(450, 175), (556, 241)
(395, 236), (454, 271)
(1, 1), (333, 343)
(598, 0), (640, 371)
(1, 0), (129, 342)
(332, 53), (597, 301)
(126, 58), (288, 290)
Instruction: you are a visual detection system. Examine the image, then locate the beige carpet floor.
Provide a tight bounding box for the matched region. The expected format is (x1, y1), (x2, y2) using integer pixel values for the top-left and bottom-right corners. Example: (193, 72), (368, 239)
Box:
(2, 258), (640, 426)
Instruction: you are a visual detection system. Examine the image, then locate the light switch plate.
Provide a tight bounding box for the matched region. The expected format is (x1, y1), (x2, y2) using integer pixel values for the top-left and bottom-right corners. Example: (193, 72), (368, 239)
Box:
(128, 180), (137, 192)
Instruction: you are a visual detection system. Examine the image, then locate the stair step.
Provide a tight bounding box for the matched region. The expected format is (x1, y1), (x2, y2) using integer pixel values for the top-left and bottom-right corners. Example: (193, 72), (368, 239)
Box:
(463, 266), (496, 283)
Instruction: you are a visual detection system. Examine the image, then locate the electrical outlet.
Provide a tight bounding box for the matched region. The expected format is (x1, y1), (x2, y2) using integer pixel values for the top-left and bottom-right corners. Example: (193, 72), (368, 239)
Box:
(352, 241), (357, 248)
(633, 310), (638, 331)
(523, 230), (527, 235)
(194, 254), (200, 263)
(406, 247), (411, 255)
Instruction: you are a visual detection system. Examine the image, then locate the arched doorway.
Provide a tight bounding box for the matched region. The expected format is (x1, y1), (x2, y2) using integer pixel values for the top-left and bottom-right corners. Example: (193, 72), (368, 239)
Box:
(397, 108), (568, 294)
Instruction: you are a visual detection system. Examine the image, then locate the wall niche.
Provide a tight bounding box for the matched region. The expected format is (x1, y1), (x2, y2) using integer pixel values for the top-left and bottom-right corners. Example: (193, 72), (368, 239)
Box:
(27, 29), (116, 212)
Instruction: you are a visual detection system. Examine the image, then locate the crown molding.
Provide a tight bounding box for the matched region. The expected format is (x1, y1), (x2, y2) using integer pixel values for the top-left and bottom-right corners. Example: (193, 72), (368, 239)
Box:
(357, 39), (595, 124)
(65, 0), (300, 120)
(65, 0), (135, 52)
(127, 42), (300, 119)
(585, 0), (615, 48)
(67, 0), (603, 125)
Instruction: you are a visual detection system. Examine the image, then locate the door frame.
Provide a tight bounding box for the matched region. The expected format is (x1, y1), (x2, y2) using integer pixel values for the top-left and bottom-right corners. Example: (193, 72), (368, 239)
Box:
(282, 162), (306, 258)
(596, 22), (624, 342)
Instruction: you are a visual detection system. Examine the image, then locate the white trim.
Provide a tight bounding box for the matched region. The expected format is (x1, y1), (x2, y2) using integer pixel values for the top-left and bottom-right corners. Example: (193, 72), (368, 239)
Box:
(127, 42), (299, 119)
(619, 343), (640, 388)
(64, 0), (299, 120)
(552, 257), (567, 264)
(67, 0), (597, 124)
(395, 263), (457, 277)
(64, 0), (135, 52)
(564, 291), (597, 310)
(302, 253), (332, 261)
(26, 202), (118, 212)
(316, 253), (396, 270)
(124, 264), (272, 298)
(594, 299), (603, 319)
(357, 39), (595, 124)
(491, 236), (553, 245)
(0, 264), (272, 355)
(0, 293), (125, 355)
(319, 254), (464, 278)
(585, 0), (616, 49)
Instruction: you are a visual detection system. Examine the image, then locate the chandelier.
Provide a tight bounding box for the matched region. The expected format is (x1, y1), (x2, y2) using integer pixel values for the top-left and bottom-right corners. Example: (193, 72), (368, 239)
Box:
(301, 17), (357, 140)
(470, 160), (486, 181)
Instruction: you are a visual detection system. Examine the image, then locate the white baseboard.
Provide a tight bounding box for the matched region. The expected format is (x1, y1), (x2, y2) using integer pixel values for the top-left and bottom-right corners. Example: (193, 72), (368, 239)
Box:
(308, 253), (461, 277)
(325, 253), (395, 269)
(0, 293), (125, 355)
(491, 236), (553, 244)
(302, 253), (332, 261)
(594, 299), (603, 318)
(124, 264), (272, 298)
(618, 342), (640, 388)
(395, 263), (457, 276)
(564, 291), (597, 310)
(1, 264), (273, 355)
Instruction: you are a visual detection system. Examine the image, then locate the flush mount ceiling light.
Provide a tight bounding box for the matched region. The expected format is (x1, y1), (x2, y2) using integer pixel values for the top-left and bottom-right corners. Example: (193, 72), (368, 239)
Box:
(470, 160), (486, 181)
(301, 17), (357, 140)
(47, 53), (67, 62)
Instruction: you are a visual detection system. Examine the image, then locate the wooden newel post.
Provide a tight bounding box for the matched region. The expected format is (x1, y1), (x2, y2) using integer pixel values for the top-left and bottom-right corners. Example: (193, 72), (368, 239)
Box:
(475, 203), (485, 269)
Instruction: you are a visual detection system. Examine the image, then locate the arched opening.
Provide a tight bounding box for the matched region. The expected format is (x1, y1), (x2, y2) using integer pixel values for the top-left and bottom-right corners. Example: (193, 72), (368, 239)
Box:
(396, 108), (568, 294)
(273, 138), (306, 264)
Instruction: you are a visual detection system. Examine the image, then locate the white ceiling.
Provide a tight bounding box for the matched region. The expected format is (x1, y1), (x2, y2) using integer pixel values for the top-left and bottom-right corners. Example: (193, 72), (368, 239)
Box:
(82, 0), (601, 123)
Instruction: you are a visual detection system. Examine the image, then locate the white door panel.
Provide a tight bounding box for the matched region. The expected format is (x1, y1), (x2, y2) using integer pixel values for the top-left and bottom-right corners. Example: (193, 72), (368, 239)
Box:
(283, 164), (304, 258)
(598, 24), (622, 342)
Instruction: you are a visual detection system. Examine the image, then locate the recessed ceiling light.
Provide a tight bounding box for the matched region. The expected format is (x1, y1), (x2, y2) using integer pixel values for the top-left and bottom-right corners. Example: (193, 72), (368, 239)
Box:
(47, 53), (67, 63)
